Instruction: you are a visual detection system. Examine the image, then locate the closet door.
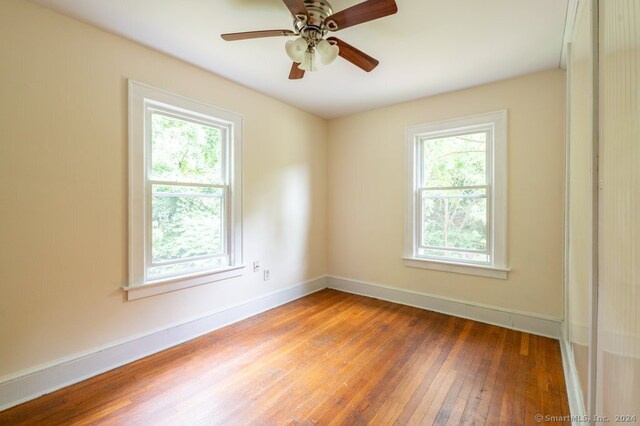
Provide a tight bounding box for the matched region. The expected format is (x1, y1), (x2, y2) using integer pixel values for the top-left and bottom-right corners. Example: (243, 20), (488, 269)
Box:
(596, 0), (640, 418)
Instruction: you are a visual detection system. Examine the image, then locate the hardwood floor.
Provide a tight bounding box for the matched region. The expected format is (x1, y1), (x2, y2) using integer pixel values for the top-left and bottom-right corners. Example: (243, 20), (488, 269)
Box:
(0, 289), (570, 425)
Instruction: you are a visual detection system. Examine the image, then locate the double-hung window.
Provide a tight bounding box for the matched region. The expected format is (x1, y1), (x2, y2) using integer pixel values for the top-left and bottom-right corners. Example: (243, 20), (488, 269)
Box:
(126, 81), (243, 299)
(404, 110), (508, 279)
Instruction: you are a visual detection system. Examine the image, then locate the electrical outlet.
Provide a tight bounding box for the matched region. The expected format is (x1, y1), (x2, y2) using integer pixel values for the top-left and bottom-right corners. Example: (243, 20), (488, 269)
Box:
(263, 269), (270, 281)
(253, 261), (260, 272)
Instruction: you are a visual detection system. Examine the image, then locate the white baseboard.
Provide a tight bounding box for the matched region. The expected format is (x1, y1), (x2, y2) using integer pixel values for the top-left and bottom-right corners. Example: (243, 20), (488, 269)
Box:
(559, 339), (588, 424)
(0, 276), (327, 412)
(327, 275), (562, 338)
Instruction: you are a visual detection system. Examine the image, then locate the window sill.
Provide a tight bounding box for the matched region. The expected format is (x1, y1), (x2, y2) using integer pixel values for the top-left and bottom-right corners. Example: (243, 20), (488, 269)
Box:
(122, 264), (246, 300)
(402, 257), (510, 279)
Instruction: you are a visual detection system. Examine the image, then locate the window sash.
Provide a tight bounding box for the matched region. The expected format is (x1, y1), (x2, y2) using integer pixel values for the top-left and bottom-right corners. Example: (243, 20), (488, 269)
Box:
(145, 106), (228, 186)
(145, 182), (230, 275)
(419, 130), (490, 188)
(148, 182), (228, 257)
(143, 105), (232, 281)
(417, 186), (491, 257)
(417, 128), (492, 187)
(415, 128), (494, 264)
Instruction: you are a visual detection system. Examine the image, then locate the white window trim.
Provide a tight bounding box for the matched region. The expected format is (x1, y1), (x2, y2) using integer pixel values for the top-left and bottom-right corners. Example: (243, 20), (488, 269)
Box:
(125, 80), (244, 300)
(403, 110), (509, 279)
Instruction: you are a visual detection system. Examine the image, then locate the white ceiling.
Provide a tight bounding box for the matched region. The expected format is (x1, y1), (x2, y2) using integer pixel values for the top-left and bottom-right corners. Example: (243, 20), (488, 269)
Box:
(29, 0), (569, 119)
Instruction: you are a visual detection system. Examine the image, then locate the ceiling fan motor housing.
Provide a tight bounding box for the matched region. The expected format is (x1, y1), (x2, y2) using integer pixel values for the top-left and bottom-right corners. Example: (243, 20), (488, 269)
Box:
(295, 0), (334, 41)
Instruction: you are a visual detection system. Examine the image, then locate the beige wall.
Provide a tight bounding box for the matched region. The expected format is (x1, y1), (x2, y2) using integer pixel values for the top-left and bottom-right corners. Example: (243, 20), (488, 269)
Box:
(327, 70), (566, 318)
(0, 0), (327, 377)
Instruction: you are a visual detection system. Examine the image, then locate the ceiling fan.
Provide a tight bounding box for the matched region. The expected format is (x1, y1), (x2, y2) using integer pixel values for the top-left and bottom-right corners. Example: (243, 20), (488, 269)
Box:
(221, 0), (398, 80)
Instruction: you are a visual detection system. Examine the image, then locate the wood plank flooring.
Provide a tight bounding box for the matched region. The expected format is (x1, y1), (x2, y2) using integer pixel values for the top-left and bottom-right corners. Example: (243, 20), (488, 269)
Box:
(0, 289), (570, 425)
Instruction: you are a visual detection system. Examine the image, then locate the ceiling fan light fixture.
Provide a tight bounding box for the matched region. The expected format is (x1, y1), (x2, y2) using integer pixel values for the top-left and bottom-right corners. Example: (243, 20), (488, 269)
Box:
(298, 51), (317, 71)
(221, 0), (398, 79)
(317, 39), (339, 65)
(285, 37), (308, 63)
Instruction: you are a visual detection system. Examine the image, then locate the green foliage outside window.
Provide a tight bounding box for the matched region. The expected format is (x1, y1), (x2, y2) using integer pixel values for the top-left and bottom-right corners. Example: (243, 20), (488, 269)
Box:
(422, 133), (488, 255)
(149, 113), (225, 276)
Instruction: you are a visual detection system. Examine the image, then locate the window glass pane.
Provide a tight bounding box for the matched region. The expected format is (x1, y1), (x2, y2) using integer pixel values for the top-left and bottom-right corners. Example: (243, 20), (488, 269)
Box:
(423, 132), (487, 187)
(422, 188), (487, 252)
(147, 256), (227, 279)
(152, 185), (225, 263)
(417, 247), (489, 264)
(151, 113), (223, 184)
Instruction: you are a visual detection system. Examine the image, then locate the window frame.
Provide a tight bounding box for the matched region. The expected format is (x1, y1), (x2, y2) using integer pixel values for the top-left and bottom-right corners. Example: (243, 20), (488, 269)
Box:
(403, 110), (509, 279)
(125, 81), (244, 300)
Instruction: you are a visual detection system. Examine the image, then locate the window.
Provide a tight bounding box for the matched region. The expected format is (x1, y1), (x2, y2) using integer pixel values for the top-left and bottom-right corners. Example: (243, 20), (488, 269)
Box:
(126, 81), (243, 299)
(404, 110), (508, 279)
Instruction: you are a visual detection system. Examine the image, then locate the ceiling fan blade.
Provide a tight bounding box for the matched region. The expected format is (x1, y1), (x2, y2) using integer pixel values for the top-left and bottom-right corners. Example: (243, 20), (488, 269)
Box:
(282, 0), (308, 18)
(289, 62), (305, 80)
(221, 29), (295, 41)
(324, 0), (397, 31)
(327, 37), (379, 72)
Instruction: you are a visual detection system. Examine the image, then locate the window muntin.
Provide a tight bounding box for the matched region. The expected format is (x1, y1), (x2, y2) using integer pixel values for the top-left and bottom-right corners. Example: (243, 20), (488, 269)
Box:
(417, 129), (492, 265)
